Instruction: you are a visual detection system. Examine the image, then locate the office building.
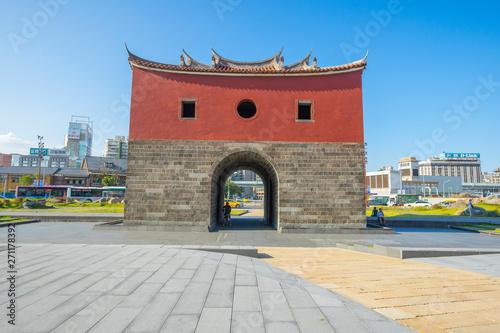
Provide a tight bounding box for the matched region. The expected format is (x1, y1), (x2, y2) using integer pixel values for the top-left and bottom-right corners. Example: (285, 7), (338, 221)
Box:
(63, 116), (93, 168)
(104, 136), (128, 159)
(0, 153), (12, 166)
(419, 153), (482, 184)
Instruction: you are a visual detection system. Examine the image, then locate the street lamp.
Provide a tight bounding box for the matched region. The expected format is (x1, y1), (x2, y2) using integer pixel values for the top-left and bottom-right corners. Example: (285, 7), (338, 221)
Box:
(37, 135), (44, 186)
(442, 179), (451, 198)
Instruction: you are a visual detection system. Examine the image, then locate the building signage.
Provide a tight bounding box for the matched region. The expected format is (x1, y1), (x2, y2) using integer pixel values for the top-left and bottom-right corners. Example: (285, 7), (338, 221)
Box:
(48, 149), (69, 156)
(29, 148), (48, 155)
(440, 153), (480, 159)
(400, 162), (410, 168)
(68, 129), (80, 139)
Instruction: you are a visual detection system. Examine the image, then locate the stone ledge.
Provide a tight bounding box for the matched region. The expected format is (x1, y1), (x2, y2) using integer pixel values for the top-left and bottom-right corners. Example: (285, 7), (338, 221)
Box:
(336, 243), (500, 259)
(279, 227), (395, 234)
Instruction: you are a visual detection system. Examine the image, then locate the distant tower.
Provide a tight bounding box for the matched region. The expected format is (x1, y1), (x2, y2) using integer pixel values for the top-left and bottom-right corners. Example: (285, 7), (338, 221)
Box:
(105, 136), (129, 159)
(64, 116), (93, 168)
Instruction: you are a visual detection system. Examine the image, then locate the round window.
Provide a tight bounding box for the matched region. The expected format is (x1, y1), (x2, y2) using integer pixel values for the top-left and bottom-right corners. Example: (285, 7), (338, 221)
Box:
(237, 100), (257, 119)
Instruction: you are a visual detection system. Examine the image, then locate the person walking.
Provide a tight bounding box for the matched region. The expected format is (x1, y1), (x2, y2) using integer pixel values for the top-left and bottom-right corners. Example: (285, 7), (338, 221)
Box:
(377, 207), (386, 226)
(468, 199), (474, 217)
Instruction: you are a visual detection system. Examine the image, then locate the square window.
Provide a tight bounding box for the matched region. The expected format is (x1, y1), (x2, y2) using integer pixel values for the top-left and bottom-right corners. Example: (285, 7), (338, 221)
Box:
(179, 98), (198, 119)
(296, 100), (314, 121)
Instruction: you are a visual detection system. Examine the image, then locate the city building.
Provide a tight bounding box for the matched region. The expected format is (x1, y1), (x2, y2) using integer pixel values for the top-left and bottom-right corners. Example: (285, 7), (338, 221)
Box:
(367, 163), (463, 197)
(230, 170), (261, 198)
(0, 153), (12, 166)
(82, 156), (127, 187)
(398, 157), (420, 179)
(419, 153), (482, 184)
(104, 136), (129, 159)
(63, 116), (93, 168)
(0, 166), (88, 195)
(11, 148), (69, 168)
(125, 46), (367, 231)
(483, 168), (500, 184)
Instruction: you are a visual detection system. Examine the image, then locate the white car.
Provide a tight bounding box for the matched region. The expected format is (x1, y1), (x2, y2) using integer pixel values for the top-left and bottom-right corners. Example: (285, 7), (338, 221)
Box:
(404, 201), (432, 207)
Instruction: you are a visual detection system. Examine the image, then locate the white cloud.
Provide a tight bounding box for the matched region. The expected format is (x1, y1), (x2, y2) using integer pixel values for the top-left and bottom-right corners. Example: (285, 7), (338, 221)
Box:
(0, 132), (33, 154)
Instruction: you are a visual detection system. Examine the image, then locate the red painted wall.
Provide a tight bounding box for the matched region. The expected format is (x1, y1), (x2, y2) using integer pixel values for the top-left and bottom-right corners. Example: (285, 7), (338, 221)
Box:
(129, 68), (365, 143)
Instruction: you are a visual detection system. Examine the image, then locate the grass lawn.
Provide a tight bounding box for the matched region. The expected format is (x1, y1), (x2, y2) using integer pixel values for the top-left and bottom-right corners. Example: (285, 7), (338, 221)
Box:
(1, 198), (124, 213)
(231, 210), (246, 215)
(366, 203), (500, 218)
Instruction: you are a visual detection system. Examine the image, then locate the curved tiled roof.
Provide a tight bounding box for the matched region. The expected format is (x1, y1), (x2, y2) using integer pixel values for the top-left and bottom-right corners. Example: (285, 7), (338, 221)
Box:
(126, 45), (367, 76)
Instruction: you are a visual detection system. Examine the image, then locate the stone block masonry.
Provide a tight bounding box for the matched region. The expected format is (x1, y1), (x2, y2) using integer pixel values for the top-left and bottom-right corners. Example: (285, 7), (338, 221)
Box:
(124, 139), (366, 232)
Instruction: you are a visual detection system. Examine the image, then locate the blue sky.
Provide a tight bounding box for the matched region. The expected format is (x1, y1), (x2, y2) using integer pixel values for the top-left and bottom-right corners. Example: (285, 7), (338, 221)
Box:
(1, 0), (499, 173)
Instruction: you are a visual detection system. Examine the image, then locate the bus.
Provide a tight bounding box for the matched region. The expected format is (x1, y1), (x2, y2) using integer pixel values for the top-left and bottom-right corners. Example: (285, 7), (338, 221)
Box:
(16, 186), (70, 199)
(66, 186), (125, 202)
(369, 194), (419, 206)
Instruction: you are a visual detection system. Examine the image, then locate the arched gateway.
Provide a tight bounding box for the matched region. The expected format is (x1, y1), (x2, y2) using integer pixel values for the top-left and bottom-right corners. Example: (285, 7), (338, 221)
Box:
(124, 46), (368, 232)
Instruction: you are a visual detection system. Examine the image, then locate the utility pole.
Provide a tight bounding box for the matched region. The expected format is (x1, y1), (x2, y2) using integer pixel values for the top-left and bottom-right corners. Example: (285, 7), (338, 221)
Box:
(2, 174), (6, 197)
(37, 135), (44, 186)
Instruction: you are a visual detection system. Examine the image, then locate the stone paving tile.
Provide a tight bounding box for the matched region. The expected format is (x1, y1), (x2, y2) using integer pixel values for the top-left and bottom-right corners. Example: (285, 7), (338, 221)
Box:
(170, 282), (211, 315)
(421, 312), (497, 329)
(257, 274), (282, 292)
(291, 307), (336, 332)
(87, 307), (142, 333)
(195, 307), (232, 333)
(205, 278), (234, 308)
(52, 295), (126, 333)
(13, 294), (72, 327)
(398, 318), (448, 333)
(16, 291), (104, 332)
(124, 292), (182, 333)
(263, 321), (301, 333)
(0, 243), (420, 333)
(118, 282), (164, 308)
(159, 314), (200, 333)
(55, 271), (111, 295)
(235, 271), (257, 286)
(448, 323), (500, 333)
(231, 311), (265, 333)
(259, 291), (295, 322)
(233, 286), (261, 312)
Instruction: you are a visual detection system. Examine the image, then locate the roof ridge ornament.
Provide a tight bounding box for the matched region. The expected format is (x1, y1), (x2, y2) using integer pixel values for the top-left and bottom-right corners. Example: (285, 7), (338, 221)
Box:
(285, 49), (313, 70)
(126, 45), (367, 75)
(182, 48), (211, 68)
(354, 50), (369, 63)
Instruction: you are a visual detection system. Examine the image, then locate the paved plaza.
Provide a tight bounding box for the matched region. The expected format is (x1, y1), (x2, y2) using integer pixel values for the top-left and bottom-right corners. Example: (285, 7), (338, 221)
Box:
(1, 217), (500, 332)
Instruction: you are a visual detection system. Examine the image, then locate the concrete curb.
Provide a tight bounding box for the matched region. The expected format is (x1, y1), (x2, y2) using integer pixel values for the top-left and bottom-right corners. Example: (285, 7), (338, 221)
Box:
(336, 242), (500, 259)
(280, 227), (395, 234)
(0, 219), (40, 227)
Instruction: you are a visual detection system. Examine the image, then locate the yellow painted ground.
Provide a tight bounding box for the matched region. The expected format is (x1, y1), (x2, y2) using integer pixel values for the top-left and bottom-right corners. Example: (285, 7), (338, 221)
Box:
(257, 247), (500, 333)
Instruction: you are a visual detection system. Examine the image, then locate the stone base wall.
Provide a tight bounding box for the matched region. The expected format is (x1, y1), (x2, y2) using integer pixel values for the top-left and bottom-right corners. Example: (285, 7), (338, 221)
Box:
(124, 140), (366, 231)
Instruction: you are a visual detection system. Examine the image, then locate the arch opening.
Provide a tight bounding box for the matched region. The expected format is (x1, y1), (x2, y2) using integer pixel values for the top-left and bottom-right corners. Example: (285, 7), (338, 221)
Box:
(209, 151), (279, 231)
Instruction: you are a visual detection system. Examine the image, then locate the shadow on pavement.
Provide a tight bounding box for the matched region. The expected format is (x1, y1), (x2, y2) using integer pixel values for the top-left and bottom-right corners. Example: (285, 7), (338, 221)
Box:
(213, 216), (275, 231)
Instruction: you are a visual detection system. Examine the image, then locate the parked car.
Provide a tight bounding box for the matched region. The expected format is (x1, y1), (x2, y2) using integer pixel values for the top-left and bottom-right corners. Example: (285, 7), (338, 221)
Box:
(367, 200), (387, 207)
(224, 199), (242, 208)
(404, 201), (432, 207)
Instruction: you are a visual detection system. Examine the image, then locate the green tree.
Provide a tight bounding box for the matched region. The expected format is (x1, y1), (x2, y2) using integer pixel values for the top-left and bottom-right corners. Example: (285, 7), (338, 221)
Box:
(19, 174), (34, 185)
(224, 180), (242, 197)
(102, 174), (118, 186)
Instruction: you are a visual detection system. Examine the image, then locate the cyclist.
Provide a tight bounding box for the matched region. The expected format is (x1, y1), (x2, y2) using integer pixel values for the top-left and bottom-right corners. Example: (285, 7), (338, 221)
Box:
(223, 202), (232, 226)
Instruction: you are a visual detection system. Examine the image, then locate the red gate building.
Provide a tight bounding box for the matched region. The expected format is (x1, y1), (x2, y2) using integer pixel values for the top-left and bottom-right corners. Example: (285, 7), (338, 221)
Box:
(126, 47), (367, 232)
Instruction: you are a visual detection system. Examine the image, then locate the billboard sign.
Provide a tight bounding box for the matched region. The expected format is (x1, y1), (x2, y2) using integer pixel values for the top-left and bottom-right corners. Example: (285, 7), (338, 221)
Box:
(68, 128), (80, 139)
(440, 153), (480, 159)
(48, 149), (69, 156)
(29, 148), (48, 155)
